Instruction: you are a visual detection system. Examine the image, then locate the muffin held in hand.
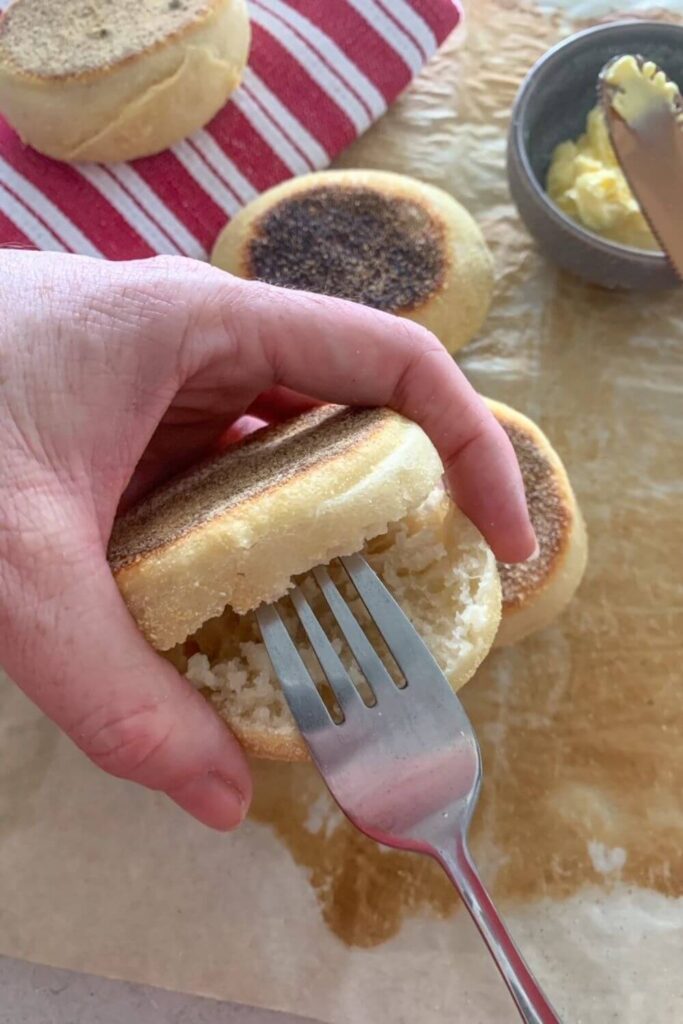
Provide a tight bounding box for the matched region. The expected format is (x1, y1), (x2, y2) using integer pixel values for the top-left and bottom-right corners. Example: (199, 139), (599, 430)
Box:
(109, 406), (502, 762)
(212, 169), (495, 356)
(0, 0), (250, 163)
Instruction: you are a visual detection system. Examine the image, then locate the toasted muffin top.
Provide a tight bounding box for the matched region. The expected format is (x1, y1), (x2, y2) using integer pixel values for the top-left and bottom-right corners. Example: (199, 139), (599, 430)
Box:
(0, 0), (216, 78)
(109, 405), (393, 571)
(244, 184), (448, 314)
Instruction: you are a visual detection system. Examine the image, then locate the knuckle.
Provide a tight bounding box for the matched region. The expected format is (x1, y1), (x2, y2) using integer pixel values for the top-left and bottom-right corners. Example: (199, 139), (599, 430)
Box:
(78, 256), (201, 332)
(391, 312), (441, 354)
(391, 341), (447, 412)
(135, 254), (217, 303)
(143, 253), (205, 277)
(74, 700), (175, 786)
(177, 271), (249, 379)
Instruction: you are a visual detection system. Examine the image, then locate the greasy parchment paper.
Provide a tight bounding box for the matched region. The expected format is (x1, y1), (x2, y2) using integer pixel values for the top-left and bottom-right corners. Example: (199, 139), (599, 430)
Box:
(1, 1), (683, 1021)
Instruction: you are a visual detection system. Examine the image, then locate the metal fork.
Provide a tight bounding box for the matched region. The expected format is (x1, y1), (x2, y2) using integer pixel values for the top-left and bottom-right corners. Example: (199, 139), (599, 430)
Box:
(256, 554), (562, 1024)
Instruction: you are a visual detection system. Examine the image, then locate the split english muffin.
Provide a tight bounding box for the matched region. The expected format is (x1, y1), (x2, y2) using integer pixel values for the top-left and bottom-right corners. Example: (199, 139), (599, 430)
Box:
(108, 401), (586, 761)
(486, 398), (588, 648)
(0, 0), (250, 162)
(109, 406), (502, 762)
(211, 170), (495, 356)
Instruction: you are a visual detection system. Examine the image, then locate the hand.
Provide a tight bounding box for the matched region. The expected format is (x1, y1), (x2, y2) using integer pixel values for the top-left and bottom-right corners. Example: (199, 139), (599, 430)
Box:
(0, 251), (535, 831)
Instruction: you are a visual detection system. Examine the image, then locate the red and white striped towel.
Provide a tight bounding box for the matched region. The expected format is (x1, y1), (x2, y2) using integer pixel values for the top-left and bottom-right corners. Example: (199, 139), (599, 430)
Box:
(0, 0), (461, 260)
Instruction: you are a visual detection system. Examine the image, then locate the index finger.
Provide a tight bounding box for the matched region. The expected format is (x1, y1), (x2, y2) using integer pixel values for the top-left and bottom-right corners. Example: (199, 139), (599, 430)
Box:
(179, 271), (537, 563)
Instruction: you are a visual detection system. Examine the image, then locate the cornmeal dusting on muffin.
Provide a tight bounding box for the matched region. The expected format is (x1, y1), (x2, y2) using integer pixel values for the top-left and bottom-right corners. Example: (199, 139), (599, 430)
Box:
(0, 0), (213, 77)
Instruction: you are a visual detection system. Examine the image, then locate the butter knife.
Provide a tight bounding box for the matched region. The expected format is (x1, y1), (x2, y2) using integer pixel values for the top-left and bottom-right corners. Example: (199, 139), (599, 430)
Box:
(600, 55), (683, 280)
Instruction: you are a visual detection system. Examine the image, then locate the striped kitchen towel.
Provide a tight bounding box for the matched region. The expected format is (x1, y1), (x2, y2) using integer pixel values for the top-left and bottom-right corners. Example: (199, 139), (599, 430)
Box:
(0, 0), (461, 260)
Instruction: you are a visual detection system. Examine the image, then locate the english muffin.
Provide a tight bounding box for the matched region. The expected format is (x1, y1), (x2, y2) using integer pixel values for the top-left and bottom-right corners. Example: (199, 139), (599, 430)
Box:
(211, 170), (495, 356)
(109, 406), (502, 760)
(0, 0), (250, 162)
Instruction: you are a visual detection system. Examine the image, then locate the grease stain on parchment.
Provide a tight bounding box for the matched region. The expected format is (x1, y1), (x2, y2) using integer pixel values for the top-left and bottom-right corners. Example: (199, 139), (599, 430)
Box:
(250, 762), (457, 948)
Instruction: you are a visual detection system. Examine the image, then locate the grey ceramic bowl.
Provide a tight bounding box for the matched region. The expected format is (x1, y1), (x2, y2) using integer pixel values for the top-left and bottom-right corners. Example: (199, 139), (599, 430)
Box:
(507, 20), (683, 290)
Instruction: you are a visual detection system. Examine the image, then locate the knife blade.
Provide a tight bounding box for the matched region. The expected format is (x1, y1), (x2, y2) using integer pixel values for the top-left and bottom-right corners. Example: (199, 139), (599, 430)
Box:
(601, 57), (683, 280)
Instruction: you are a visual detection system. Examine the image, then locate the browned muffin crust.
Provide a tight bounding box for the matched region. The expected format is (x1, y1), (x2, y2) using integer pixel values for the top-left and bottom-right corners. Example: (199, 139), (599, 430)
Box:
(108, 406), (388, 571)
(497, 421), (571, 610)
(245, 185), (447, 313)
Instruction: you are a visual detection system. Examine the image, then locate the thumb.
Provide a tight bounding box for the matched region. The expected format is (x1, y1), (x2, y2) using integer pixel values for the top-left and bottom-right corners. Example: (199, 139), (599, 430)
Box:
(0, 494), (251, 831)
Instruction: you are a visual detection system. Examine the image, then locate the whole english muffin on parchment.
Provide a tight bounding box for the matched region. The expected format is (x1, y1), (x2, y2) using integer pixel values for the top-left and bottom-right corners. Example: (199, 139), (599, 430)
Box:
(0, 0), (250, 162)
(109, 406), (503, 761)
(211, 170), (495, 356)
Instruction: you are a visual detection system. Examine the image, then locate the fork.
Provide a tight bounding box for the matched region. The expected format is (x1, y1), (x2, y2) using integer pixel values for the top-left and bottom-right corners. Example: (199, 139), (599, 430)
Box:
(256, 554), (562, 1024)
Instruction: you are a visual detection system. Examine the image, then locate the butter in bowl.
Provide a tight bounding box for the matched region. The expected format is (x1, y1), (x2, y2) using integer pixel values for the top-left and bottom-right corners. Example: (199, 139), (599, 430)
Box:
(507, 21), (683, 290)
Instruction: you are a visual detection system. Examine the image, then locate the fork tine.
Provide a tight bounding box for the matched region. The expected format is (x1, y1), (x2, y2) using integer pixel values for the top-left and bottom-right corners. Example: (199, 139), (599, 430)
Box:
(340, 554), (452, 696)
(290, 586), (366, 719)
(255, 604), (332, 734)
(312, 565), (400, 702)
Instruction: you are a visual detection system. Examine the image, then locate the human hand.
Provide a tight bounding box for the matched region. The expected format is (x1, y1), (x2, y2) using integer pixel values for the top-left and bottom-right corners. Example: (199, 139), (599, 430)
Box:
(0, 250), (535, 830)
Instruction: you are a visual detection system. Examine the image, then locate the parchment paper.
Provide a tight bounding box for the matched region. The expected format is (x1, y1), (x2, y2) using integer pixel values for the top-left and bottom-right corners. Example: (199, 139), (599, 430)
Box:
(1, 1), (682, 1021)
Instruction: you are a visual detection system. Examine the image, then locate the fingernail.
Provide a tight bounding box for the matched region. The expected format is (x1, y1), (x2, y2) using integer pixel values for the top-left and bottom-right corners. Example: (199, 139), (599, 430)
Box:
(169, 771), (247, 831)
(527, 539), (540, 562)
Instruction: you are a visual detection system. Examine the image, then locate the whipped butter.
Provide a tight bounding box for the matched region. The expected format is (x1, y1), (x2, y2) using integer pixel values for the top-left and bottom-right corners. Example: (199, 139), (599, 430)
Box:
(606, 54), (679, 125)
(546, 55), (680, 251)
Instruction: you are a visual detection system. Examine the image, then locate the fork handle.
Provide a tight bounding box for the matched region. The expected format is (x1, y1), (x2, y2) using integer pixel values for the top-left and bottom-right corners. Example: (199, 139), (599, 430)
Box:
(436, 841), (562, 1024)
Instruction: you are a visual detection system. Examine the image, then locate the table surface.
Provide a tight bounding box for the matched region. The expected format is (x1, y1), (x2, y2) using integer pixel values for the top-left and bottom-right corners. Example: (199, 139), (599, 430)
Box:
(0, 955), (320, 1024)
